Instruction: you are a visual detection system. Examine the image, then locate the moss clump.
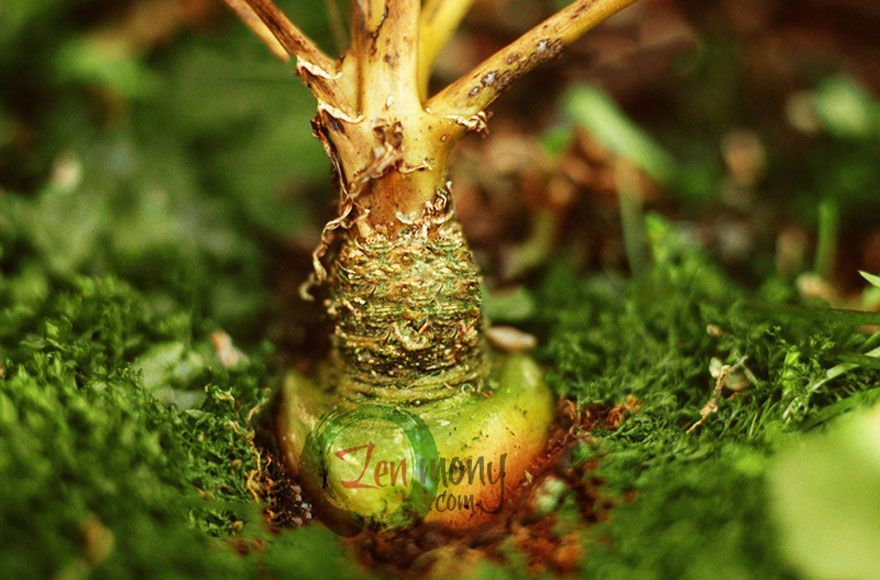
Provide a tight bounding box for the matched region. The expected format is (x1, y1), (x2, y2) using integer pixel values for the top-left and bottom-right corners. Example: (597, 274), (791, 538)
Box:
(0, 175), (362, 575)
(535, 216), (879, 577)
(0, 6), (367, 568)
(0, 272), (369, 577)
(1, 276), (244, 573)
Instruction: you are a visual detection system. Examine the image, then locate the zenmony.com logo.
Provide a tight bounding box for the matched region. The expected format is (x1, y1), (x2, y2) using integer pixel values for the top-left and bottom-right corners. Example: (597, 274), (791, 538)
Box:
(299, 404), (508, 536)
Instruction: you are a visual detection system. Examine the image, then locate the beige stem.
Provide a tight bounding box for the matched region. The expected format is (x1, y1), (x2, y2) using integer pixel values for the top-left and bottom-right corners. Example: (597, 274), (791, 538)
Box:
(355, 0), (422, 117)
(418, 0), (476, 99)
(221, 0), (350, 112)
(426, 0), (638, 123)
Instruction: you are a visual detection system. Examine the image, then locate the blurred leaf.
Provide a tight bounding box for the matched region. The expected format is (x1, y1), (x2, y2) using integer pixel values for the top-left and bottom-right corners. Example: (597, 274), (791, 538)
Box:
(483, 285), (537, 323)
(805, 386), (880, 428)
(813, 76), (876, 140)
(539, 124), (573, 156)
(860, 270), (880, 289)
(55, 36), (160, 98)
(770, 405), (880, 579)
(133, 341), (205, 391)
(564, 85), (677, 184)
(154, 387), (207, 410)
(744, 301), (880, 327)
(838, 352), (880, 370)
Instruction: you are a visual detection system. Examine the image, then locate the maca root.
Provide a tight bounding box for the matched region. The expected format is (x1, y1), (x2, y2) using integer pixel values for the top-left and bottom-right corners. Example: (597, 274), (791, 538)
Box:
(226, 0), (640, 531)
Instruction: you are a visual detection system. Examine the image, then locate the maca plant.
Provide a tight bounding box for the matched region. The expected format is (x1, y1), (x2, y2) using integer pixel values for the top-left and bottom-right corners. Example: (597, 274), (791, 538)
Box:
(221, 0), (637, 531)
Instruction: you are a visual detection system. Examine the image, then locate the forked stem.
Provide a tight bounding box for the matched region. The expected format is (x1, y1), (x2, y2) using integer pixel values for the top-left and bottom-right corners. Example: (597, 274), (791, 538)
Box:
(222, 0), (639, 297)
(222, 0), (640, 201)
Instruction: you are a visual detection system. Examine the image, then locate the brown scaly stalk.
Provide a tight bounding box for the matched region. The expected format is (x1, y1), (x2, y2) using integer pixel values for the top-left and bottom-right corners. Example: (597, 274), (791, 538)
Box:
(225, 0), (638, 531)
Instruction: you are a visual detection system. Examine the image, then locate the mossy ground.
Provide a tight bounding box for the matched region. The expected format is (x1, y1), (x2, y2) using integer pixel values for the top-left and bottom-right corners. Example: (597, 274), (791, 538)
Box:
(536, 223), (878, 579)
(4, 198), (878, 577)
(3, 0), (880, 578)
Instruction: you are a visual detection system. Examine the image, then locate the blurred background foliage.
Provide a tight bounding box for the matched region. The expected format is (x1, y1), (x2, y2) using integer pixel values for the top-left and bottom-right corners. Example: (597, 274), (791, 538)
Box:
(1, 0), (879, 577)
(2, 0), (880, 304)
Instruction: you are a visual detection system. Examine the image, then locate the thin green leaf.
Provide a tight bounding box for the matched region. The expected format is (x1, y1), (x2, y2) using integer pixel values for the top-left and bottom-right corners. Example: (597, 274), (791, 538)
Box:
(743, 301), (880, 327)
(564, 85), (677, 184)
(860, 270), (880, 289)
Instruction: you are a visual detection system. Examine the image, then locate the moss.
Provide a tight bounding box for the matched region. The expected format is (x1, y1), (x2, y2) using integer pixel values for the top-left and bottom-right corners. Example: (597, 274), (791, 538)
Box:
(0, 272), (371, 577)
(0, 7), (364, 568)
(0, 179), (362, 577)
(581, 444), (790, 579)
(3, 196), (877, 577)
(535, 216), (879, 577)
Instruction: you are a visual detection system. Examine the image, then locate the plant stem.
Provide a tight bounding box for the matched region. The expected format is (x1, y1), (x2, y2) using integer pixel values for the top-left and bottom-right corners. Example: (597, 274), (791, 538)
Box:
(223, 0), (643, 333)
(427, 0), (638, 121)
(815, 197), (839, 281)
(355, 0), (421, 116)
(222, 0), (288, 60)
(222, 0), (335, 70)
(615, 159), (646, 278)
(328, 198), (486, 394)
(221, 0), (349, 112)
(418, 0), (476, 99)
